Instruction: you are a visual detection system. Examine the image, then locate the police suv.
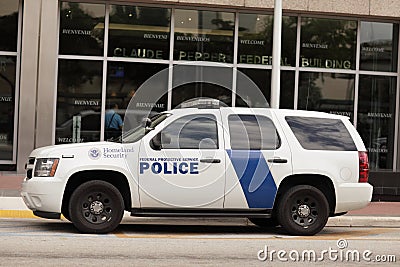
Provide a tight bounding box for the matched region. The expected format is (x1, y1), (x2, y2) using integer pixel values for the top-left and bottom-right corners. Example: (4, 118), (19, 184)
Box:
(21, 99), (373, 236)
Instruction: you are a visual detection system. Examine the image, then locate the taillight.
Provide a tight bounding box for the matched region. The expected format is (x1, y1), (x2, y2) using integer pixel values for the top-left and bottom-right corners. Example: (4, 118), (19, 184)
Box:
(358, 151), (369, 183)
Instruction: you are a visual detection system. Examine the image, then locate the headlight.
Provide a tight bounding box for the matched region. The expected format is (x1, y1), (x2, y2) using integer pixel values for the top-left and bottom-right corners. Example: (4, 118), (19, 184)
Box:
(34, 158), (59, 177)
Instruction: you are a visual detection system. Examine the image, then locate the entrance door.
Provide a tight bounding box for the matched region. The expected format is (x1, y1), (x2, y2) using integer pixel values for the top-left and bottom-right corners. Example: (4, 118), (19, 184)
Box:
(138, 111), (226, 208)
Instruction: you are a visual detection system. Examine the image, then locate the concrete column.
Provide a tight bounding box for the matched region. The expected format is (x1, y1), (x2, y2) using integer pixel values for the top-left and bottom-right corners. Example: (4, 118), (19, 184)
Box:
(35, 0), (59, 148)
(17, 0), (42, 173)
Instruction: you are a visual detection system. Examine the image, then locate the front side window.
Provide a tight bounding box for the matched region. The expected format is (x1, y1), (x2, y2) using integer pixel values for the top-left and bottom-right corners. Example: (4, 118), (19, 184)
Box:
(286, 116), (357, 151)
(159, 114), (218, 149)
(228, 114), (280, 150)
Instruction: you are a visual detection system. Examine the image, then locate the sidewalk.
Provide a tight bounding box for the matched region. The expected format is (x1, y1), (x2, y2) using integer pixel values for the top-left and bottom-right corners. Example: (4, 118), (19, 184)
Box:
(1, 174), (400, 227)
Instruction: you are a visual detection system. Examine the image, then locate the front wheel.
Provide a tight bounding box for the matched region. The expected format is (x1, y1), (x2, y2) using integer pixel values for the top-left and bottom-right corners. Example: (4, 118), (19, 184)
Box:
(277, 185), (329, 236)
(69, 180), (124, 234)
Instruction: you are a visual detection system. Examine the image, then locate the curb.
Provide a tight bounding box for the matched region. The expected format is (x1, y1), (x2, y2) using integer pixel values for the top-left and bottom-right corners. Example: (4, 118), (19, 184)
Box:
(1, 197), (400, 227)
(327, 216), (400, 227)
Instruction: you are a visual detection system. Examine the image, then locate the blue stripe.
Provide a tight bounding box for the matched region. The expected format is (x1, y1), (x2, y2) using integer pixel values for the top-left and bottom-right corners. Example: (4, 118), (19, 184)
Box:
(227, 150), (277, 208)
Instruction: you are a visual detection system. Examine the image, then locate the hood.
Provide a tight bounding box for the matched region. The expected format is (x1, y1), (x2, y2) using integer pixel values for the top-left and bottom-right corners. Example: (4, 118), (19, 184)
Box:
(29, 142), (123, 158)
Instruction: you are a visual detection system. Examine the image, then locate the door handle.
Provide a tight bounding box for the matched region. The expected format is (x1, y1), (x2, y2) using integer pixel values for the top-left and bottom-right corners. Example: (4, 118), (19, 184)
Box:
(267, 158), (288, 163)
(200, 158), (221, 163)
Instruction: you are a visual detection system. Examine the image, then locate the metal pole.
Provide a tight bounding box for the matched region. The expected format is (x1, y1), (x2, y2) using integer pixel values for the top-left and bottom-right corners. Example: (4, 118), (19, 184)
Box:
(270, 0), (282, 108)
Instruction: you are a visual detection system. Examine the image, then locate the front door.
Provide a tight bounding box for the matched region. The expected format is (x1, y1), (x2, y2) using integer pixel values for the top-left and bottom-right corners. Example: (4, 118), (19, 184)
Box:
(138, 111), (226, 208)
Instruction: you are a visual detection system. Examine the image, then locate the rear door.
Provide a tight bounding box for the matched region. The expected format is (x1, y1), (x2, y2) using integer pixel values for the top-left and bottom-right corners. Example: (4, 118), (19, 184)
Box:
(221, 108), (292, 209)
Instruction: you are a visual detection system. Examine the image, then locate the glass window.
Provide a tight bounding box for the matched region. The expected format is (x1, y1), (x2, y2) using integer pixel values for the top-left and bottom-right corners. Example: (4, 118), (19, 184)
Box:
(0, 56), (16, 160)
(229, 114), (280, 150)
(172, 65), (232, 108)
(56, 59), (103, 144)
(360, 22), (399, 72)
(236, 69), (295, 109)
(286, 116), (357, 151)
(357, 75), (396, 170)
(238, 14), (297, 66)
(59, 2), (105, 56)
(160, 114), (218, 149)
(300, 18), (357, 70)
(108, 5), (171, 60)
(174, 9), (234, 63)
(298, 72), (355, 120)
(0, 0), (19, 52)
(105, 62), (168, 139)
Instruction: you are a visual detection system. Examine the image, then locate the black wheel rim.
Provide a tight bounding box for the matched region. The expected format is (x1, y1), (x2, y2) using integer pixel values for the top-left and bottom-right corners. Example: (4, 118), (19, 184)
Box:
(80, 191), (114, 225)
(290, 194), (319, 228)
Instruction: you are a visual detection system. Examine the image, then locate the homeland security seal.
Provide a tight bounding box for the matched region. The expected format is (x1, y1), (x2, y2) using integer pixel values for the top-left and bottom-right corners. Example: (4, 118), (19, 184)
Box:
(88, 147), (101, 160)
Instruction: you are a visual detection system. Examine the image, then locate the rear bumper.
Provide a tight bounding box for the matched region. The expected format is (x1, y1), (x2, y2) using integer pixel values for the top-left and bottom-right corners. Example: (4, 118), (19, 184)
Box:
(335, 183), (373, 213)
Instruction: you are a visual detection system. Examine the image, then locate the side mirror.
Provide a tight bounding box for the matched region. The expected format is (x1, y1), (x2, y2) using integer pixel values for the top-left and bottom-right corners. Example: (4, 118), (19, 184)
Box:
(142, 118), (153, 133)
(142, 117), (152, 127)
(150, 132), (171, 151)
(151, 132), (162, 150)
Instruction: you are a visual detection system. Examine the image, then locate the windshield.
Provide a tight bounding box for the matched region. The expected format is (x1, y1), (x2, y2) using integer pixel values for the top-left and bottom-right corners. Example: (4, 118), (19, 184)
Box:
(120, 113), (170, 143)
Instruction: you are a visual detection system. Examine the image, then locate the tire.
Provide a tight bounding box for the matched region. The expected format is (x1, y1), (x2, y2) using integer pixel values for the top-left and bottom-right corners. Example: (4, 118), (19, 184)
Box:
(248, 218), (279, 228)
(277, 185), (329, 236)
(69, 180), (124, 234)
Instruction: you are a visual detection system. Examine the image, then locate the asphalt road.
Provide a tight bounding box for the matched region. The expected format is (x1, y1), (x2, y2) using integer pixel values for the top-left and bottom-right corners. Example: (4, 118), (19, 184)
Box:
(0, 217), (399, 266)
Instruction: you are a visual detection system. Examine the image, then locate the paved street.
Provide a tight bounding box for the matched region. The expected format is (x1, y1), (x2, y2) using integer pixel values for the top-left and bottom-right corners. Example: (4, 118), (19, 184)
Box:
(0, 217), (399, 266)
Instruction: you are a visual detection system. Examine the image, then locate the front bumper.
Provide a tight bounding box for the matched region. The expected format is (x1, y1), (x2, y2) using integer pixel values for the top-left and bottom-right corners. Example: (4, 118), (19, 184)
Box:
(21, 177), (65, 214)
(335, 183), (373, 213)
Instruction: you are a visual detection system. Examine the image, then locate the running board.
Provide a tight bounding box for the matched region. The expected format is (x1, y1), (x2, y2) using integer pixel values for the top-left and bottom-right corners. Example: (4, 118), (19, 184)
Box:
(131, 208), (272, 218)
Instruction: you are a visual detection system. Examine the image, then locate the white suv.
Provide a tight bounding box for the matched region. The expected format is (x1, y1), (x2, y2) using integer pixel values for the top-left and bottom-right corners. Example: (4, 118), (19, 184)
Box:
(21, 102), (372, 236)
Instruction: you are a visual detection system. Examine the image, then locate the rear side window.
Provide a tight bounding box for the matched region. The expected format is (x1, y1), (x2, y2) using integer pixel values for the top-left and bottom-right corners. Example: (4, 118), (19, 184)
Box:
(228, 114), (280, 150)
(285, 116), (357, 151)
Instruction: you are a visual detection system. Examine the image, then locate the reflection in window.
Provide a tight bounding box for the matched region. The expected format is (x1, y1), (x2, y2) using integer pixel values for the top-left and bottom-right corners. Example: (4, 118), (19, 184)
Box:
(357, 76), (396, 170)
(300, 18), (357, 70)
(360, 22), (399, 72)
(0, 56), (16, 160)
(56, 60), (103, 144)
(228, 115), (280, 150)
(286, 117), (357, 151)
(59, 2), (105, 56)
(106, 62), (168, 139)
(238, 14), (297, 66)
(161, 114), (218, 149)
(298, 72), (355, 120)
(0, 0), (19, 52)
(174, 9), (234, 63)
(236, 69), (294, 109)
(172, 65), (232, 108)
(108, 5), (171, 59)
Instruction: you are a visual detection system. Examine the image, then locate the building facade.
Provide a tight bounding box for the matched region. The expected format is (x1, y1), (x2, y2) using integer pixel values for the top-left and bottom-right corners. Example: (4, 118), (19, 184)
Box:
(1, 0), (400, 199)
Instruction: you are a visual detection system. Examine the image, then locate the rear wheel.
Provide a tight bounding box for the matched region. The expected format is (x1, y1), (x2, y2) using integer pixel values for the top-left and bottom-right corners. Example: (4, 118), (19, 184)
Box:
(277, 185), (329, 236)
(69, 180), (124, 234)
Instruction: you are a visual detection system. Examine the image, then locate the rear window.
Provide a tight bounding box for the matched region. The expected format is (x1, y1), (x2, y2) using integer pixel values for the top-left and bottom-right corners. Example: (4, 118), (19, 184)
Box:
(285, 116), (357, 151)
